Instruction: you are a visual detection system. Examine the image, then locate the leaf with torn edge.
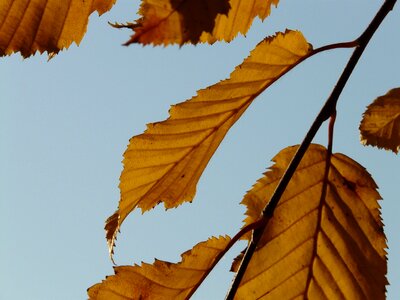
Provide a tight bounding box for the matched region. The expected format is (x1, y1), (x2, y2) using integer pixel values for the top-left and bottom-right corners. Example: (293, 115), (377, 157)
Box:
(106, 30), (313, 256)
(237, 144), (387, 299)
(120, 0), (279, 46)
(359, 88), (400, 154)
(0, 0), (116, 57)
(87, 236), (231, 299)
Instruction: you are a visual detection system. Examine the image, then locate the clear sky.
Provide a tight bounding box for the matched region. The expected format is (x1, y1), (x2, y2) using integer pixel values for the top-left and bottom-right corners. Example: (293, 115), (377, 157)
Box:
(1, 1), (399, 299)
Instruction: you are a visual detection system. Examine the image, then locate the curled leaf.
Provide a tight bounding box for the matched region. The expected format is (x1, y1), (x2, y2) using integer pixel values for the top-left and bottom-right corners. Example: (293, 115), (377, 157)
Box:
(88, 236), (231, 299)
(107, 30), (313, 257)
(0, 0), (116, 57)
(238, 144), (387, 299)
(359, 88), (400, 154)
(121, 0), (279, 46)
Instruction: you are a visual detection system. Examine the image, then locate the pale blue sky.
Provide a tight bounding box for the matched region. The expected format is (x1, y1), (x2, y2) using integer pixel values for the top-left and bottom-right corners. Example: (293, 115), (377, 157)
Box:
(1, 1), (399, 299)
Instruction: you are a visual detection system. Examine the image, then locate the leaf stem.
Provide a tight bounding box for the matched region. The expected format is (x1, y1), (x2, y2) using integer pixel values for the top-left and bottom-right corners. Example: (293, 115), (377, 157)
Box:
(185, 219), (267, 299)
(304, 111), (336, 292)
(225, 0), (397, 298)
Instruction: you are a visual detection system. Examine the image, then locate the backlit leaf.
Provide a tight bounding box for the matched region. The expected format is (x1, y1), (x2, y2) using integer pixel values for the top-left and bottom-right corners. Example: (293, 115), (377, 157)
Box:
(0, 0), (116, 57)
(238, 144), (387, 299)
(121, 0), (279, 46)
(359, 88), (400, 154)
(87, 236), (231, 299)
(106, 30), (313, 256)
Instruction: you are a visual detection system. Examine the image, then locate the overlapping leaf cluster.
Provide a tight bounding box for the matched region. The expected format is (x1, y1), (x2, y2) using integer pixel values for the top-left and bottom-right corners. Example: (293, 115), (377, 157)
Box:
(105, 29), (313, 256)
(2, 0), (397, 299)
(90, 145), (388, 299)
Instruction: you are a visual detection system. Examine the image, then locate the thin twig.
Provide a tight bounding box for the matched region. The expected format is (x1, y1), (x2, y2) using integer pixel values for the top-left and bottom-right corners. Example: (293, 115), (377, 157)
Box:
(185, 218), (267, 299)
(225, 1), (397, 298)
(186, 39), (360, 300)
(186, 40), (356, 299)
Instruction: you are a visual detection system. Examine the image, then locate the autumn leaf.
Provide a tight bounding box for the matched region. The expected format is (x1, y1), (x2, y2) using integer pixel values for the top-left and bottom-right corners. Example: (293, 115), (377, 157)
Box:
(106, 30), (313, 256)
(87, 236), (231, 299)
(119, 0), (279, 46)
(0, 0), (116, 58)
(237, 144), (387, 299)
(359, 88), (400, 154)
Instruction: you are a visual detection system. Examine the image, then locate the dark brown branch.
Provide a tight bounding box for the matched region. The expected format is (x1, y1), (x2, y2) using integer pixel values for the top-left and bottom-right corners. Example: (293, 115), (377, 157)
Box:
(187, 34), (359, 300)
(225, 1), (397, 298)
(185, 40), (359, 300)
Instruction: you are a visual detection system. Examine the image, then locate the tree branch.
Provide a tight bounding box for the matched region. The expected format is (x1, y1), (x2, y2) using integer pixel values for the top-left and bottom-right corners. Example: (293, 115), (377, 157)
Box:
(225, 1), (397, 298)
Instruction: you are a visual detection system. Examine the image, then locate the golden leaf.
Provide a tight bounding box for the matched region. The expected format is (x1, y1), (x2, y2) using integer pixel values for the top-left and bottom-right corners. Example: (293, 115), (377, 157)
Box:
(87, 236), (231, 299)
(122, 0), (279, 46)
(359, 88), (400, 154)
(106, 30), (313, 256)
(237, 144), (387, 299)
(0, 0), (116, 57)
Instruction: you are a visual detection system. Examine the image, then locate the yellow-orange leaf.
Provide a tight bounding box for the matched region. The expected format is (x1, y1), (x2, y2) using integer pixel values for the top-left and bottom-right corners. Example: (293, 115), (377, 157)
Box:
(87, 236), (231, 299)
(122, 0), (279, 46)
(106, 30), (313, 256)
(0, 0), (116, 57)
(238, 144), (387, 299)
(359, 88), (400, 154)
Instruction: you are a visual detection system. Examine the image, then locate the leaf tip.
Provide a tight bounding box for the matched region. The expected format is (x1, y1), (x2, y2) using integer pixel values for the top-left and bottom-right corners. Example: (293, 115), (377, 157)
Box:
(105, 211), (120, 262)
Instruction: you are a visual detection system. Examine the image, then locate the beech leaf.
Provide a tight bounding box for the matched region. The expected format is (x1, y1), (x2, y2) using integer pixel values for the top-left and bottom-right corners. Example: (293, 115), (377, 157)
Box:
(87, 236), (231, 299)
(0, 0), (116, 57)
(359, 88), (400, 154)
(238, 144), (387, 299)
(106, 30), (313, 257)
(121, 0), (279, 46)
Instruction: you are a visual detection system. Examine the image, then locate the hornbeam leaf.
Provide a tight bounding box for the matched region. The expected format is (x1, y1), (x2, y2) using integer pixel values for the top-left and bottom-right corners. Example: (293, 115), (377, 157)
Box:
(106, 30), (313, 256)
(87, 236), (231, 299)
(0, 0), (116, 58)
(121, 0), (279, 46)
(359, 88), (400, 154)
(238, 144), (387, 299)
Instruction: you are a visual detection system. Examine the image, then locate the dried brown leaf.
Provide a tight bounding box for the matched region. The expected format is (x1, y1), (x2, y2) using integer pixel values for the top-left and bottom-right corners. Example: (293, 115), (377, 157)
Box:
(106, 30), (313, 257)
(359, 88), (400, 154)
(237, 144), (387, 299)
(0, 0), (116, 57)
(88, 236), (231, 299)
(123, 0), (279, 46)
